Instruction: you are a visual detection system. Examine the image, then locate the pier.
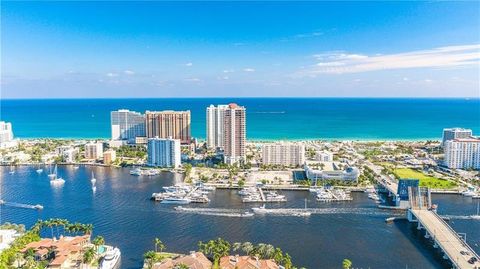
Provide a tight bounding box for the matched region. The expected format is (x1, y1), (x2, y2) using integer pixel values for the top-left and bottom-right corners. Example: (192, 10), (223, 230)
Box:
(406, 186), (480, 269)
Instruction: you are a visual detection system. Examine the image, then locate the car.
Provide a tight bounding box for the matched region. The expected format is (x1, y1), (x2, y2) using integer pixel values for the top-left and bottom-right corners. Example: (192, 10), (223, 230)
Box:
(468, 257), (477, 264)
(460, 250), (469, 255)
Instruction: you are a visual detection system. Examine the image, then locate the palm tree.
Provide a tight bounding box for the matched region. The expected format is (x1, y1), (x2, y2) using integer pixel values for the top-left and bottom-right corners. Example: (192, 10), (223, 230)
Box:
(342, 259), (352, 269)
(82, 247), (96, 266)
(154, 238), (165, 253)
(282, 253), (292, 269)
(264, 244), (275, 259)
(92, 236), (105, 250)
(272, 248), (283, 264)
(232, 242), (242, 252)
(241, 242), (254, 256)
(143, 251), (158, 269)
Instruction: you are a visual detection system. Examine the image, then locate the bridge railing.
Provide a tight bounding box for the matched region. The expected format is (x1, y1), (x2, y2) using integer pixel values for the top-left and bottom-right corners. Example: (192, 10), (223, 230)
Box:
(431, 210), (480, 261)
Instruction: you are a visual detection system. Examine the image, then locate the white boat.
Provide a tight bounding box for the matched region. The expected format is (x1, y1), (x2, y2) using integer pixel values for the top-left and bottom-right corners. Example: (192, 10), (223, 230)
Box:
(252, 205), (267, 214)
(92, 186), (97, 193)
(48, 164), (56, 179)
(160, 197), (191, 204)
(50, 165), (65, 185)
(100, 247), (121, 269)
(8, 165), (15, 174)
(129, 168), (142, 176)
(73, 166), (80, 169)
(91, 171), (97, 184)
(33, 204), (44, 210)
(462, 190), (476, 197)
(241, 211), (254, 217)
(36, 165), (43, 174)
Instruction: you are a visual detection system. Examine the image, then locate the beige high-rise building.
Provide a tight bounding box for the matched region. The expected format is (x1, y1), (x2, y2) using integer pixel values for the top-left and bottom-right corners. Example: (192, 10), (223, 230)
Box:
(262, 142), (305, 166)
(145, 110), (191, 144)
(223, 103), (246, 165)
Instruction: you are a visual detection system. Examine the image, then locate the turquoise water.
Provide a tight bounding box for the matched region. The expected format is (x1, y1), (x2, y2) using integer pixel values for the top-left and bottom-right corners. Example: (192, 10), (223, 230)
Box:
(1, 98), (479, 140)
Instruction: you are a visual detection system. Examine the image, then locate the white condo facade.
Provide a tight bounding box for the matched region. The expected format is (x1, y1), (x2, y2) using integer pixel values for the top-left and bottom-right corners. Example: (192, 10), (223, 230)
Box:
(316, 151), (333, 162)
(262, 142), (305, 166)
(206, 104), (229, 149)
(442, 128), (473, 146)
(111, 109), (146, 143)
(147, 137), (181, 168)
(444, 138), (480, 169)
(0, 121), (16, 149)
(84, 142), (104, 160)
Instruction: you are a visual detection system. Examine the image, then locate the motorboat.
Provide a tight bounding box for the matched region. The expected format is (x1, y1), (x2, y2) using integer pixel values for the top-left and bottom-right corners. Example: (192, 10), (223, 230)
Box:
(241, 211), (255, 217)
(252, 205), (267, 214)
(100, 247), (121, 269)
(33, 204), (44, 210)
(92, 186), (97, 193)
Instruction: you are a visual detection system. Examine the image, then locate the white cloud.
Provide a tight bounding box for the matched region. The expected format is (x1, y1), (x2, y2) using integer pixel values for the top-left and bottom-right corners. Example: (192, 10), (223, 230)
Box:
(297, 44), (480, 76)
(124, 70), (135, 75)
(185, 62), (193, 67)
(223, 69), (234, 73)
(185, 77), (201, 82)
(106, 72), (118, 77)
(243, 68), (255, 72)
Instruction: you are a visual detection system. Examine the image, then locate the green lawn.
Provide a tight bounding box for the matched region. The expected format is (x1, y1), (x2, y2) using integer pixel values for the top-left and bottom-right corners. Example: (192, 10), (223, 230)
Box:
(394, 168), (457, 189)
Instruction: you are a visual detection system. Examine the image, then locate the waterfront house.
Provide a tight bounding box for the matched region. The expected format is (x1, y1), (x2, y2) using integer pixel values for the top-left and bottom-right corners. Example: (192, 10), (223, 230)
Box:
(152, 251), (212, 269)
(21, 235), (90, 268)
(219, 255), (281, 269)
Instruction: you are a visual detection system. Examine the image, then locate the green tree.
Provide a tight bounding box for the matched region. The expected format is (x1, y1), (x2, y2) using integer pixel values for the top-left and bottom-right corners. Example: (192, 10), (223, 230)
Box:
(154, 238), (165, 253)
(82, 247), (96, 265)
(342, 259), (352, 269)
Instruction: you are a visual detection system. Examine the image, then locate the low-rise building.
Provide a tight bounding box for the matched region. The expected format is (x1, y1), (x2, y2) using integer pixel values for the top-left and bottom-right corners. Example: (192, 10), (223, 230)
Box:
(56, 146), (78, 163)
(304, 163), (359, 182)
(84, 142), (104, 160)
(22, 235), (90, 269)
(103, 150), (117, 165)
(262, 142), (305, 166)
(316, 151), (333, 162)
(219, 255), (280, 269)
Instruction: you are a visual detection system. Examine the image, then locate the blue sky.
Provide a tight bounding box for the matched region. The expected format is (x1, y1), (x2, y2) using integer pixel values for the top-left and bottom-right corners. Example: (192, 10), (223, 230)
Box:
(1, 1), (479, 98)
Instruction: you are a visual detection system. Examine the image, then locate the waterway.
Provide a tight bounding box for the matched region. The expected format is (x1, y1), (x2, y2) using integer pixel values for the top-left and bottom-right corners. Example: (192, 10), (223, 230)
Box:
(1, 166), (479, 268)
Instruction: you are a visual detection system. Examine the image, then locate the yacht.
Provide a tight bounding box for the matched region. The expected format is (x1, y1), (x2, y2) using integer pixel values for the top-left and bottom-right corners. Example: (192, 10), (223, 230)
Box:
(8, 165), (15, 174)
(160, 197), (191, 204)
(241, 211), (255, 217)
(91, 171), (96, 184)
(33, 204), (44, 210)
(129, 168), (143, 176)
(100, 247), (121, 269)
(92, 186), (97, 193)
(36, 165), (43, 174)
(462, 186), (478, 197)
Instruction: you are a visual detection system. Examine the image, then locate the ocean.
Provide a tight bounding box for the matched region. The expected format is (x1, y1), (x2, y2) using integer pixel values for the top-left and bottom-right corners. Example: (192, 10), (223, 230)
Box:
(2, 166), (479, 269)
(1, 98), (479, 140)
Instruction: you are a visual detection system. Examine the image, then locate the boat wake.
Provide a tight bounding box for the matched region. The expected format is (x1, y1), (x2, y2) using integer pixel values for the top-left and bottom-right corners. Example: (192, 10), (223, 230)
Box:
(441, 214), (480, 220)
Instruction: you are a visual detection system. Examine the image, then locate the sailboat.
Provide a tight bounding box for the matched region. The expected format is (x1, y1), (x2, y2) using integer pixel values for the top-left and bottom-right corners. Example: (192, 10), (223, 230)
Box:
(50, 165), (65, 186)
(8, 165), (15, 174)
(471, 201), (480, 220)
(90, 171), (96, 184)
(36, 164), (43, 174)
(47, 164), (56, 179)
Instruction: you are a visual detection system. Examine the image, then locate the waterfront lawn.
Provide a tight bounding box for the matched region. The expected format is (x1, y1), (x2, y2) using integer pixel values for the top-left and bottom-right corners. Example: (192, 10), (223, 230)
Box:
(393, 168), (457, 189)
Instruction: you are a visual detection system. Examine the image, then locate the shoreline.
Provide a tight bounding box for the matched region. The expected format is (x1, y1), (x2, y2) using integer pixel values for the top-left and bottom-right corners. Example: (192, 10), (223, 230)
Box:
(11, 137), (442, 142)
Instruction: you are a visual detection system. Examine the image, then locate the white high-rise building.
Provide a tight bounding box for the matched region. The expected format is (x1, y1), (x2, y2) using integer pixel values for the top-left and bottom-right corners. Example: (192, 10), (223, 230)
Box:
(0, 121), (16, 149)
(442, 128), (473, 146)
(147, 137), (181, 168)
(111, 109), (146, 143)
(444, 138), (480, 169)
(223, 103), (246, 165)
(206, 104), (229, 149)
(84, 142), (104, 160)
(262, 143), (305, 166)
